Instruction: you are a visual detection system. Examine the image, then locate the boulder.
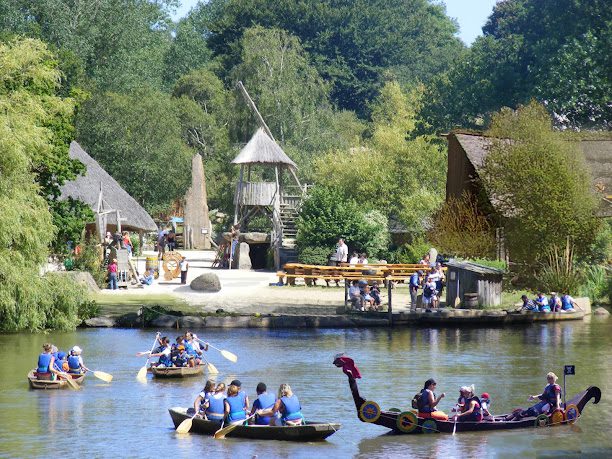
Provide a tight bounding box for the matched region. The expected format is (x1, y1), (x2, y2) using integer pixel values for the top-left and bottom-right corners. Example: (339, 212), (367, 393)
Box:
(241, 232), (270, 244)
(83, 316), (116, 327)
(115, 312), (141, 327)
(593, 307), (610, 316)
(190, 273), (222, 292)
(236, 242), (252, 270)
(178, 316), (207, 328)
(149, 314), (180, 328)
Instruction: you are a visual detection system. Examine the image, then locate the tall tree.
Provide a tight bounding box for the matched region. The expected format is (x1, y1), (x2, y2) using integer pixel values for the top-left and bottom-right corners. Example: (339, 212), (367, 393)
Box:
(420, 0), (612, 131)
(193, 0), (463, 116)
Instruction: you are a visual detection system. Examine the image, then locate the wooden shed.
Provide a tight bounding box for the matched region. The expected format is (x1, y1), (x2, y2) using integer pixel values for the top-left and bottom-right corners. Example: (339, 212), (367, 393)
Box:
(445, 260), (504, 308)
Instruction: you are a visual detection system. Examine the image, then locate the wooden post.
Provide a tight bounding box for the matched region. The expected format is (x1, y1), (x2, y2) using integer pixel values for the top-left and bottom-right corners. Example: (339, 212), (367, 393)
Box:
(387, 280), (393, 326)
(344, 279), (349, 310)
(234, 164), (244, 225)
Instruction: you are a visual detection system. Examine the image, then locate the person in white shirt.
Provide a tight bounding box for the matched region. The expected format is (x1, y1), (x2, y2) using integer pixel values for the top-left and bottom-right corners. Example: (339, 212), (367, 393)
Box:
(348, 252), (359, 266)
(335, 238), (348, 266)
(358, 253), (368, 265)
(180, 256), (189, 284)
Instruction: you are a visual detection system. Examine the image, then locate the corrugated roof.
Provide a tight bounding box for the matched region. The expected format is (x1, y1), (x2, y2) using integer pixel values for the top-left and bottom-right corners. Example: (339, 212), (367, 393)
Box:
(60, 141), (158, 232)
(231, 128), (297, 169)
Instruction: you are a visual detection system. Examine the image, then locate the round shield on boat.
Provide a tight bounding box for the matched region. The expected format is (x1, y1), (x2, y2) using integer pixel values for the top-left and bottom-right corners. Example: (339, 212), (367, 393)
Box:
(359, 400), (381, 423)
(396, 411), (418, 433)
(421, 419), (437, 434)
(550, 409), (566, 425)
(565, 404), (580, 424)
(534, 414), (549, 427)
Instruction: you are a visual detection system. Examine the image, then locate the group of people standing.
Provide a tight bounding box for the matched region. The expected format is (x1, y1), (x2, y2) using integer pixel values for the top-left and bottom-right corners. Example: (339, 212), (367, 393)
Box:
(36, 343), (88, 380)
(409, 263), (446, 311)
(192, 380), (304, 427)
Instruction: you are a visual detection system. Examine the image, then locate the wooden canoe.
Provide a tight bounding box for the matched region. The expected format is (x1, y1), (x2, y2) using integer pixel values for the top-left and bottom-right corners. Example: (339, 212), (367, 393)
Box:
(168, 407), (340, 441)
(334, 355), (600, 434)
(150, 365), (204, 378)
(27, 370), (86, 390)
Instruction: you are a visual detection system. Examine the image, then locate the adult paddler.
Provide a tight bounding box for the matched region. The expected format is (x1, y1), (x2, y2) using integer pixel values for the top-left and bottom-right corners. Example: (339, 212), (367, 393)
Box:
(37, 343), (60, 380)
(257, 384), (304, 426)
(230, 379), (250, 415)
(524, 372), (562, 417)
(224, 384), (247, 424)
(249, 382), (277, 425)
(453, 385), (483, 423)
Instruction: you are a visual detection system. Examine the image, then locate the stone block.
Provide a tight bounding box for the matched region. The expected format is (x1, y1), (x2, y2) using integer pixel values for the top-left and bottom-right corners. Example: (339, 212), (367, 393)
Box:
(83, 316), (116, 327)
(190, 273), (222, 292)
(593, 307), (610, 316)
(241, 232), (270, 244)
(178, 316), (207, 328)
(149, 314), (179, 328)
(236, 242), (252, 270)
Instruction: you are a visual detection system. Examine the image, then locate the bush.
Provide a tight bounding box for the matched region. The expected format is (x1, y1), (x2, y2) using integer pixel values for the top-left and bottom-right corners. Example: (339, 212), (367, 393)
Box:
(467, 258), (507, 271)
(130, 234), (141, 256)
(36, 273), (93, 330)
(72, 239), (106, 287)
(579, 265), (609, 304)
(298, 246), (333, 265)
(395, 237), (432, 264)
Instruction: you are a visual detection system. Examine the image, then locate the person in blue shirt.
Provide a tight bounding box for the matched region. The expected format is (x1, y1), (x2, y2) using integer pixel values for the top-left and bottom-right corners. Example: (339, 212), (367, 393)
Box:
(520, 295), (538, 311)
(257, 383), (304, 426)
(250, 382), (277, 425)
(409, 270), (423, 311)
(561, 294), (579, 312)
(140, 269), (154, 285)
(534, 293), (550, 312)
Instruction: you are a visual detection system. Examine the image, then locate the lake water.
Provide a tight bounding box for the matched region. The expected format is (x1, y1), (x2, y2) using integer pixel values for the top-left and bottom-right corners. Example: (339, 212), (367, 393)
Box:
(1, 318), (611, 458)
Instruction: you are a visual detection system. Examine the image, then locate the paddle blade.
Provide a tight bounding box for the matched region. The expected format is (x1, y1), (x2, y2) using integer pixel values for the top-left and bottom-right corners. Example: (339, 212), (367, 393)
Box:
(93, 371), (113, 383)
(136, 366), (148, 382)
(213, 424), (234, 439)
(60, 373), (80, 390)
(176, 417), (193, 434)
(454, 296), (461, 308)
(220, 350), (238, 363)
(206, 362), (219, 374)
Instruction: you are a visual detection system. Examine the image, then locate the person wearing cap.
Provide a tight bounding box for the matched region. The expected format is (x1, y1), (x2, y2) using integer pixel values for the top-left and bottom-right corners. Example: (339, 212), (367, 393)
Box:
(229, 379), (250, 414)
(53, 351), (69, 373)
(409, 270), (423, 311)
(416, 378), (448, 421)
(67, 346), (88, 374)
(521, 372), (561, 418)
(108, 258), (118, 290)
(250, 382), (277, 425)
(453, 385), (483, 423)
(480, 392), (494, 421)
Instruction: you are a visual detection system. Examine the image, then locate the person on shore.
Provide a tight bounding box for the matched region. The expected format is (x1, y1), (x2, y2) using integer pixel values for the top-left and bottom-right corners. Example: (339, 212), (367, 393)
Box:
(561, 294), (578, 312)
(362, 285), (377, 311)
(416, 378), (448, 421)
(419, 253), (430, 266)
(167, 230), (176, 251)
(349, 252), (359, 265)
(108, 258), (118, 290)
(204, 383), (226, 422)
(250, 382), (277, 425)
(409, 270), (423, 311)
(67, 346), (88, 374)
(335, 238), (348, 266)
(194, 380), (216, 416)
(225, 384), (247, 424)
(122, 231), (132, 257)
(454, 385), (482, 423)
(180, 256), (189, 284)
(434, 262), (445, 296)
(37, 343), (60, 380)
(140, 268), (154, 286)
(520, 295), (538, 311)
(157, 228), (167, 259)
(423, 276), (438, 310)
(370, 281), (382, 308)
(257, 384), (304, 426)
(358, 253), (368, 265)
(349, 280), (363, 311)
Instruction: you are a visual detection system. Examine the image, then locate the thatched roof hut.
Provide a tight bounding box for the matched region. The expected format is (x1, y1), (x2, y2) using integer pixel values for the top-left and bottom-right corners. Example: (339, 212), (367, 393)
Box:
(446, 132), (612, 218)
(231, 128), (297, 169)
(60, 141), (157, 233)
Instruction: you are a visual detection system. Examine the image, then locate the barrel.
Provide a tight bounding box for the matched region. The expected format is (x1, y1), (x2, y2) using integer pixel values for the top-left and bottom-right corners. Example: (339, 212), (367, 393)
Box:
(464, 293), (479, 309)
(145, 256), (159, 279)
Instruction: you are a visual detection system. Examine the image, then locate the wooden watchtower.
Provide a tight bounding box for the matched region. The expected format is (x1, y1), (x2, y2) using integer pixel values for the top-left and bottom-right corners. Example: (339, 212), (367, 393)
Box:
(232, 128), (305, 268)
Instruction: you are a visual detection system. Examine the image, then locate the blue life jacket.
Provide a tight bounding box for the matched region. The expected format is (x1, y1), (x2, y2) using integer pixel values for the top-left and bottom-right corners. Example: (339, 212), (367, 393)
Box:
(540, 304), (551, 312)
(37, 353), (52, 373)
(461, 396), (482, 422)
(68, 355), (81, 373)
(184, 341), (197, 357)
(226, 395), (246, 422)
(158, 348), (172, 367)
(418, 388), (434, 413)
(542, 384), (561, 406)
(254, 393), (276, 425)
(206, 394), (225, 421)
(280, 395), (303, 422)
(561, 296), (574, 310)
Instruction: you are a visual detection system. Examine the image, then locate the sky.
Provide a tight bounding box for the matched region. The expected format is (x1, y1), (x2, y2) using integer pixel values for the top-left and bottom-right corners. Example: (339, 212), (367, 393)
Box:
(171, 0), (499, 46)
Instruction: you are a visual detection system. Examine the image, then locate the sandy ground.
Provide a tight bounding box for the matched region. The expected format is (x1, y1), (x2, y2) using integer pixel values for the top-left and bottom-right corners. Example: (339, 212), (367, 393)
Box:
(95, 250), (405, 315)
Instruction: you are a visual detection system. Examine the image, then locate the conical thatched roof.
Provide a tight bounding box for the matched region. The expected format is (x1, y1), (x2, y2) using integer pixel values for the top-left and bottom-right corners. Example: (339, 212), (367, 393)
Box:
(60, 141), (157, 232)
(231, 128), (297, 169)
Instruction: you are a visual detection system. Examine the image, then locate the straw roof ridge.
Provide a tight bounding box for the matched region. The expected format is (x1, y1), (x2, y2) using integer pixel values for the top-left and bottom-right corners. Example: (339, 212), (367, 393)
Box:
(59, 141), (158, 232)
(231, 128), (297, 169)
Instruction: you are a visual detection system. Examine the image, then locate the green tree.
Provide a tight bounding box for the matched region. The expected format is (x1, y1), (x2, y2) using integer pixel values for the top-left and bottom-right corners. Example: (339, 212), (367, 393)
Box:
(313, 82), (447, 232)
(195, 0), (463, 116)
(0, 38), (89, 331)
(481, 101), (600, 266)
(421, 0), (611, 131)
(76, 88), (194, 214)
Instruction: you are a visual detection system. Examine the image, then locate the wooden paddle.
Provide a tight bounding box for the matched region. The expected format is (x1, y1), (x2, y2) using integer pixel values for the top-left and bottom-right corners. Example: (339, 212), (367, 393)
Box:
(59, 372), (80, 390)
(214, 413), (257, 439)
(207, 343), (238, 363)
(176, 413), (198, 434)
(453, 277), (461, 308)
(452, 404), (460, 435)
(91, 370), (113, 383)
(137, 332), (160, 382)
(206, 361), (219, 374)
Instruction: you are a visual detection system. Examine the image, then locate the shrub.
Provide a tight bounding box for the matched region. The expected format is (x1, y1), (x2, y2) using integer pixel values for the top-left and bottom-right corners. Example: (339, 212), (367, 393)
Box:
(39, 273), (93, 330)
(395, 237), (432, 264)
(579, 265), (609, 304)
(130, 234), (141, 256)
(72, 239), (106, 287)
(536, 242), (583, 293)
(467, 258), (507, 271)
(298, 246), (333, 265)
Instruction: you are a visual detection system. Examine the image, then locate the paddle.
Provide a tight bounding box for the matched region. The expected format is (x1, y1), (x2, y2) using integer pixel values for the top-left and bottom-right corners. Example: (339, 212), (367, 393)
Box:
(207, 343), (238, 363)
(454, 277), (461, 308)
(452, 404), (460, 435)
(91, 370), (113, 383)
(176, 413), (198, 434)
(205, 361), (219, 374)
(214, 413), (257, 439)
(58, 372), (80, 390)
(137, 332), (160, 382)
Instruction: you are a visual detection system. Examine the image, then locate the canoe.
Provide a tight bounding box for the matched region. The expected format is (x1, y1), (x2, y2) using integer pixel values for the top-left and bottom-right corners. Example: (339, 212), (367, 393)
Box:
(168, 407), (341, 441)
(150, 365), (204, 378)
(333, 355), (600, 434)
(27, 370), (86, 390)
